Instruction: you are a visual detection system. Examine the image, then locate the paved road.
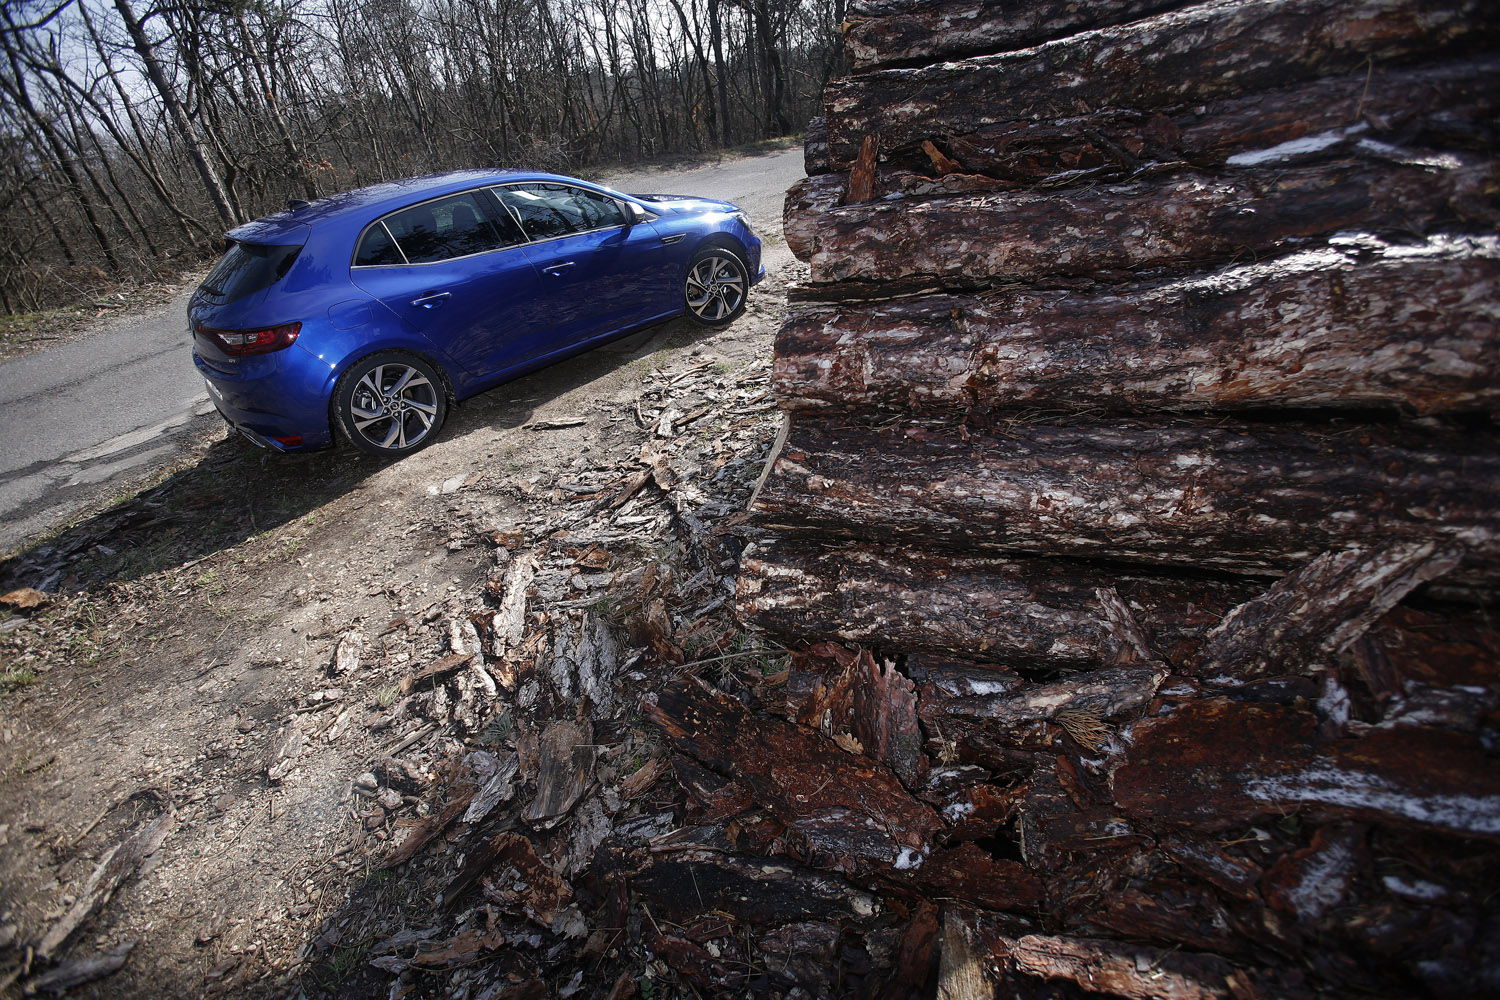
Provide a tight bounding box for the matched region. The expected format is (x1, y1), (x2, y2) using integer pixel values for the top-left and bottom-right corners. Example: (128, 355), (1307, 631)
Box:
(0, 290), (211, 551)
(0, 145), (806, 553)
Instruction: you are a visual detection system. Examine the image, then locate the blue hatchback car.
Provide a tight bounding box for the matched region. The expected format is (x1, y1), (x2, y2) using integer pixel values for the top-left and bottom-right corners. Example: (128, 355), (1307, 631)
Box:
(189, 170), (763, 456)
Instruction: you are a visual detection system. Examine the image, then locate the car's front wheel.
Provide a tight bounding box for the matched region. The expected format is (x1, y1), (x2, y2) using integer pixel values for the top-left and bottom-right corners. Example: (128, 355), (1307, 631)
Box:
(683, 245), (748, 326)
(334, 351), (448, 457)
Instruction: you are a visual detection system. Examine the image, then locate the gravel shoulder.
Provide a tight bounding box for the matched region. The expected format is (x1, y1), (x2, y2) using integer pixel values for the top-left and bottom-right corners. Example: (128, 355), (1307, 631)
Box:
(0, 146), (805, 999)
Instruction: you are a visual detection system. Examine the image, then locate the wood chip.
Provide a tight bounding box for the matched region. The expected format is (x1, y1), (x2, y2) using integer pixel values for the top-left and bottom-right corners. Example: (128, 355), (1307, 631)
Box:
(398, 652), (476, 695)
(329, 631), (365, 675)
(524, 417), (588, 430)
(38, 813), (174, 960)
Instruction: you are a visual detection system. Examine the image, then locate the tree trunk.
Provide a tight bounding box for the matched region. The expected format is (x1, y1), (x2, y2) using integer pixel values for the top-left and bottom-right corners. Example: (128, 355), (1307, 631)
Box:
(235, 11), (318, 201)
(748, 416), (1500, 580)
(773, 235), (1500, 418)
(114, 0), (235, 227)
(670, 0), (719, 147)
(799, 153), (1499, 289)
(738, 537), (1254, 668)
(78, 1), (202, 244)
(0, 16), (122, 273)
(822, 0), (1500, 168)
(890, 55), (1500, 188)
(709, 0), (732, 145)
(1113, 699), (1500, 840)
(842, 0), (1195, 72)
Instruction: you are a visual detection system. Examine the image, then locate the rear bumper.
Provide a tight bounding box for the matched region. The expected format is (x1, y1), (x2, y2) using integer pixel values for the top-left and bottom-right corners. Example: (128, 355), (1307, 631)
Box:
(195, 350), (334, 450)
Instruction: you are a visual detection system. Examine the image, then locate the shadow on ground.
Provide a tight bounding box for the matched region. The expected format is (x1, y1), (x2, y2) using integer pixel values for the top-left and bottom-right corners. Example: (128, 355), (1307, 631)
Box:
(0, 317), (711, 598)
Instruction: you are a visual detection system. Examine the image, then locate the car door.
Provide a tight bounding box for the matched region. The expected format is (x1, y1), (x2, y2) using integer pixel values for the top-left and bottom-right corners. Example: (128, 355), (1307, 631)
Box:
(349, 189), (549, 377)
(491, 183), (673, 347)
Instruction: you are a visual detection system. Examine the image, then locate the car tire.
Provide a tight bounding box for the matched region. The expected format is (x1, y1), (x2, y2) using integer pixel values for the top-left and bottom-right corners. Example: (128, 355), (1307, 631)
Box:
(683, 244), (749, 327)
(333, 351), (448, 457)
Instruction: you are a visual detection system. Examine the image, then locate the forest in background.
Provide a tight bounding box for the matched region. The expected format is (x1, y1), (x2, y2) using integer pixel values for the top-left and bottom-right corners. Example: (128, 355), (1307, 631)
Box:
(0, 0), (843, 316)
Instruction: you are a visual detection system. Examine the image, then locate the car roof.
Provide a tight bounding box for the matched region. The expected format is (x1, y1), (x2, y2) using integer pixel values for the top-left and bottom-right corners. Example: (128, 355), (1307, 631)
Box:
(226, 169), (612, 244)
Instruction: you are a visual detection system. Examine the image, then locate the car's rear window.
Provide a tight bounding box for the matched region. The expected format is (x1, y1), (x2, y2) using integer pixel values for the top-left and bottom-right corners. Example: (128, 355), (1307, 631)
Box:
(200, 241), (302, 302)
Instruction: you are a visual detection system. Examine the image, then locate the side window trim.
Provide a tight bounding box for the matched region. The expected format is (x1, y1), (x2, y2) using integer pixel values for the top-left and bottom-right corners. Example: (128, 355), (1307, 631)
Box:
(483, 186), (530, 240)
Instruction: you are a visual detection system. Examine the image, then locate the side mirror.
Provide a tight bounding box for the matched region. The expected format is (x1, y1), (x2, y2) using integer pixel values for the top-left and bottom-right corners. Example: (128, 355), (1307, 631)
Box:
(625, 202), (648, 226)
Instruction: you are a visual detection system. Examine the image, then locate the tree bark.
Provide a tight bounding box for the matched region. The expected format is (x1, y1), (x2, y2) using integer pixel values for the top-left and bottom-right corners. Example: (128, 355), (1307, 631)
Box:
(1113, 699), (1500, 839)
(843, 0), (1195, 72)
(748, 417), (1500, 579)
(920, 663), (1168, 729)
(773, 235), (1500, 418)
(823, 0), (1500, 168)
(894, 55), (1500, 187)
(1194, 543), (1463, 684)
(1007, 934), (1240, 1000)
(783, 174), (842, 262)
(738, 538), (1253, 668)
(801, 154), (1499, 289)
(804, 114), (829, 175)
(646, 675), (942, 874)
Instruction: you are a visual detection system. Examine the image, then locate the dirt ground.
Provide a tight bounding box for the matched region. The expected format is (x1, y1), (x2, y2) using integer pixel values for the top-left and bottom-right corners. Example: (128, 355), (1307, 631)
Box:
(0, 150), (805, 999)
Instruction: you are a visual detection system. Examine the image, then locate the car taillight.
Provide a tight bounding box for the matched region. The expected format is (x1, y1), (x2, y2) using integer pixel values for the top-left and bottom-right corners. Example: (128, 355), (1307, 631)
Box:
(196, 321), (301, 357)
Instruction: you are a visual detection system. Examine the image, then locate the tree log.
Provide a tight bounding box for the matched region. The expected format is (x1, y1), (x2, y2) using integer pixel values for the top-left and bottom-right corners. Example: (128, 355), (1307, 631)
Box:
(1194, 543), (1463, 684)
(1080, 882), (1291, 968)
(1358, 604), (1500, 695)
(804, 154), (1499, 288)
(775, 235), (1500, 418)
(778, 642), (927, 788)
(1112, 699), (1500, 839)
(843, 0), (1195, 72)
(748, 417), (1500, 579)
(823, 0), (1500, 168)
(1160, 836), (1265, 902)
(890, 55), (1500, 187)
(1008, 933), (1239, 1000)
(737, 538), (1254, 668)
(921, 664), (1168, 729)
(783, 174), (843, 263)
(804, 114), (830, 174)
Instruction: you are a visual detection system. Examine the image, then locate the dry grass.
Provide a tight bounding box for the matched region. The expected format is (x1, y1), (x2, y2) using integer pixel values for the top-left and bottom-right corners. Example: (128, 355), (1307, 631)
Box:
(1055, 709), (1112, 752)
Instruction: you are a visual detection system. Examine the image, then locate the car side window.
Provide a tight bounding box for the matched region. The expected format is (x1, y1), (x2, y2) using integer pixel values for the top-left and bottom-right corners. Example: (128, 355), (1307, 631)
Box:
(354, 223), (403, 266)
(358, 191), (525, 266)
(493, 184), (625, 242)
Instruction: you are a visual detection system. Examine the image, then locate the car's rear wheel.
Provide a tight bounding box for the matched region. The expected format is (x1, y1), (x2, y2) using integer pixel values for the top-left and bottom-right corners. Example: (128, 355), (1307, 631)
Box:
(334, 351), (448, 457)
(683, 245), (748, 326)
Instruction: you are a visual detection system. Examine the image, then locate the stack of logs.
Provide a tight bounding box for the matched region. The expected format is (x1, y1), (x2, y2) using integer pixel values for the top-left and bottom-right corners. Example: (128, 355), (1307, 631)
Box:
(721, 0), (1500, 995)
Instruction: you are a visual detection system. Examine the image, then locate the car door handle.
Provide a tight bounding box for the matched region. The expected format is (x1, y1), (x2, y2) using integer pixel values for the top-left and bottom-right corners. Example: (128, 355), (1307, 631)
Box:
(542, 261), (576, 276)
(410, 291), (451, 308)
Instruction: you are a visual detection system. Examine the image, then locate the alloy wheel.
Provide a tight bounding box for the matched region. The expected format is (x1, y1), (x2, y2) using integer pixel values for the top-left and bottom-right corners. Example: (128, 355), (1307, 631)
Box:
(685, 252), (746, 323)
(348, 362), (440, 451)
